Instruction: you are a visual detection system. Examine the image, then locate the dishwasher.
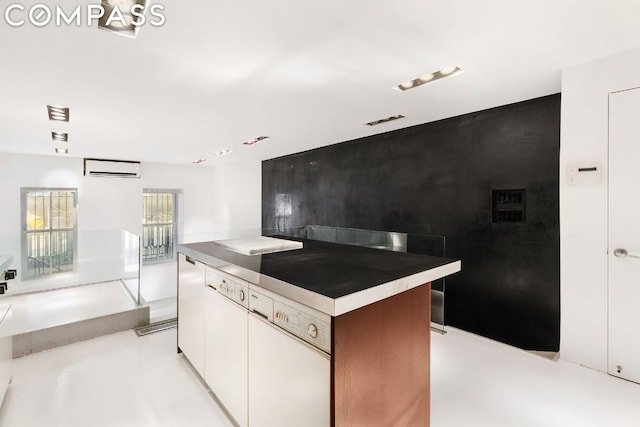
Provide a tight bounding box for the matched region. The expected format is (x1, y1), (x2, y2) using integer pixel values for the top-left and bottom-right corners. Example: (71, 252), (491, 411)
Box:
(247, 287), (331, 427)
(204, 267), (249, 427)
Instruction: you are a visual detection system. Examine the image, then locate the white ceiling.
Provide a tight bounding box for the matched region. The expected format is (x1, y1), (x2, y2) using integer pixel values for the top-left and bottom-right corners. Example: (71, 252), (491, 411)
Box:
(1, 0), (639, 165)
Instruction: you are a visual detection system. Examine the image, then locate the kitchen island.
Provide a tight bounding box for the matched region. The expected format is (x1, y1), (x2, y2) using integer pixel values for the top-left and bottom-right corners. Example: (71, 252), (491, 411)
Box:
(177, 237), (460, 427)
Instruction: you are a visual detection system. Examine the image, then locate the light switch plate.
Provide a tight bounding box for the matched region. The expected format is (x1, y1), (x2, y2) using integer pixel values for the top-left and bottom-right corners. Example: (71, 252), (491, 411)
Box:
(567, 163), (602, 185)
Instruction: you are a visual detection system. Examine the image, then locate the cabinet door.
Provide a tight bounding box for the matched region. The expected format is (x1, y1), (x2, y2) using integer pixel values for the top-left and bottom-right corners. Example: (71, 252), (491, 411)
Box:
(0, 305), (12, 407)
(248, 315), (330, 427)
(177, 254), (205, 377)
(205, 288), (248, 427)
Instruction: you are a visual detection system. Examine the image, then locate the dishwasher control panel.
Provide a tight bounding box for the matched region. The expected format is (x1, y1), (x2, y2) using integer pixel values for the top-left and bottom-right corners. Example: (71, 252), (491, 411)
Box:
(206, 267), (249, 309)
(274, 300), (330, 354)
(249, 287), (331, 354)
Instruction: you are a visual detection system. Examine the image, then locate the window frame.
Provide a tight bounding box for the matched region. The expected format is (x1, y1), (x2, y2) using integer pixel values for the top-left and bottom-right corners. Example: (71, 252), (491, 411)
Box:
(142, 189), (180, 265)
(20, 187), (78, 280)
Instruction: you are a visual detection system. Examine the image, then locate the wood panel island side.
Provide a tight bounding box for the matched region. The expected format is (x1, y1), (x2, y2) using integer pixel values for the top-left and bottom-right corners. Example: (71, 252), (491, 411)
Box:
(177, 237), (460, 427)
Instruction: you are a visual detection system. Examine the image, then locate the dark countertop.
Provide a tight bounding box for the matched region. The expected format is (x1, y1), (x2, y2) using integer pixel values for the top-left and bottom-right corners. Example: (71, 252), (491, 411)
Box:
(178, 237), (461, 316)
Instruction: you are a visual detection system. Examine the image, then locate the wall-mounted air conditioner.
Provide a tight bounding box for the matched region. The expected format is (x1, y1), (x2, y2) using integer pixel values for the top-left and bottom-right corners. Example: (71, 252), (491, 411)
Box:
(83, 158), (141, 178)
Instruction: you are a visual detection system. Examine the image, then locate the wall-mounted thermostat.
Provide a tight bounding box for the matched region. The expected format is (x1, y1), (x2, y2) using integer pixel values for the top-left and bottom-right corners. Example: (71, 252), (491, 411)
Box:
(567, 163), (602, 185)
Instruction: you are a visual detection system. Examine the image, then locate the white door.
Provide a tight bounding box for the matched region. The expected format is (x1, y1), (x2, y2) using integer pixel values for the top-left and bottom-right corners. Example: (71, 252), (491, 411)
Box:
(204, 287), (248, 427)
(177, 254), (206, 377)
(608, 88), (640, 383)
(248, 315), (330, 427)
(0, 305), (12, 406)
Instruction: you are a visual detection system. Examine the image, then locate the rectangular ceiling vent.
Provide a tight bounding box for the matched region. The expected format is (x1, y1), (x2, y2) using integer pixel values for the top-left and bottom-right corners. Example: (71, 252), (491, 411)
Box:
(47, 105), (70, 122)
(83, 158), (141, 178)
(365, 115), (405, 126)
(51, 132), (68, 142)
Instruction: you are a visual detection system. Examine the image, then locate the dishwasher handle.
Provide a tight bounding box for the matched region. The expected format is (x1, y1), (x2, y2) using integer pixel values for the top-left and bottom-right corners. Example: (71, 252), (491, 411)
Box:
(249, 290), (274, 322)
(251, 309), (270, 321)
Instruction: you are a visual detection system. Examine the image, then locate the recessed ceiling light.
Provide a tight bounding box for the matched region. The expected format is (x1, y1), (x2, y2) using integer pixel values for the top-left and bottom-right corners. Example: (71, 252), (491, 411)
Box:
(439, 66), (459, 76)
(243, 136), (269, 146)
(393, 66), (463, 91)
(192, 158), (207, 164)
(98, 0), (145, 38)
(214, 150), (233, 157)
(365, 115), (405, 126)
(418, 73), (434, 83)
(47, 105), (70, 122)
(55, 148), (68, 154)
(51, 131), (68, 142)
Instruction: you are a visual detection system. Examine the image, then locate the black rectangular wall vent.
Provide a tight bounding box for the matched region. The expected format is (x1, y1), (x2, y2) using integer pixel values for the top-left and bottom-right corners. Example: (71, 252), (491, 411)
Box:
(492, 189), (526, 223)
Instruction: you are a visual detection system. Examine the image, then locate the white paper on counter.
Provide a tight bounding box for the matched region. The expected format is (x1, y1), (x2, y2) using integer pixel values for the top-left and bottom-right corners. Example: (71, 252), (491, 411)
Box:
(213, 236), (303, 256)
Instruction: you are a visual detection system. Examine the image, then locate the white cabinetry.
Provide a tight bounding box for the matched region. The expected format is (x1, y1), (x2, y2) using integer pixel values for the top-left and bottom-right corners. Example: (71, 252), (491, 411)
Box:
(204, 283), (248, 427)
(248, 314), (330, 427)
(178, 254), (330, 426)
(178, 254), (206, 377)
(0, 304), (12, 406)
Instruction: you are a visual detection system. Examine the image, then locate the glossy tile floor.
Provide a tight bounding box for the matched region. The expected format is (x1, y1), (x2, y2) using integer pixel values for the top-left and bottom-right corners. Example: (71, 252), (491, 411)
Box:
(431, 328), (640, 427)
(0, 329), (231, 427)
(1, 327), (639, 426)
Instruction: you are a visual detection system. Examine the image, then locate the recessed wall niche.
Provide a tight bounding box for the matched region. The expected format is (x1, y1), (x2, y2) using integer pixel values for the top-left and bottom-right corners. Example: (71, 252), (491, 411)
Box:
(492, 189), (526, 223)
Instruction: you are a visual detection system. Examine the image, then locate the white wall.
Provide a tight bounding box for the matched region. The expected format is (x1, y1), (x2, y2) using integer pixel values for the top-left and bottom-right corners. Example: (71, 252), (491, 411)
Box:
(0, 153), (262, 295)
(560, 48), (640, 371)
(215, 159), (262, 234)
(141, 158), (262, 306)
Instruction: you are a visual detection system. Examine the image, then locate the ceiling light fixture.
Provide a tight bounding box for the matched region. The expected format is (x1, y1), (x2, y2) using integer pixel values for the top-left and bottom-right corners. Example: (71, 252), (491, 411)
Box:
(51, 131), (68, 142)
(214, 150), (233, 157)
(192, 158), (207, 164)
(365, 115), (405, 126)
(47, 105), (70, 122)
(439, 66), (459, 76)
(243, 136), (269, 146)
(393, 66), (463, 92)
(55, 148), (68, 154)
(98, 0), (146, 38)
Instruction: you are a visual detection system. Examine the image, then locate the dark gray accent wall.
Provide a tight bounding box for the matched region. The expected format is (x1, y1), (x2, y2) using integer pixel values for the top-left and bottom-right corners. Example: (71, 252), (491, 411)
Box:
(262, 94), (560, 351)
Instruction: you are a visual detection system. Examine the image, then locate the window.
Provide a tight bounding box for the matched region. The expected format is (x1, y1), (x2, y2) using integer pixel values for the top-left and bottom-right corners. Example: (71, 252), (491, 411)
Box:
(142, 190), (178, 264)
(21, 188), (77, 279)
